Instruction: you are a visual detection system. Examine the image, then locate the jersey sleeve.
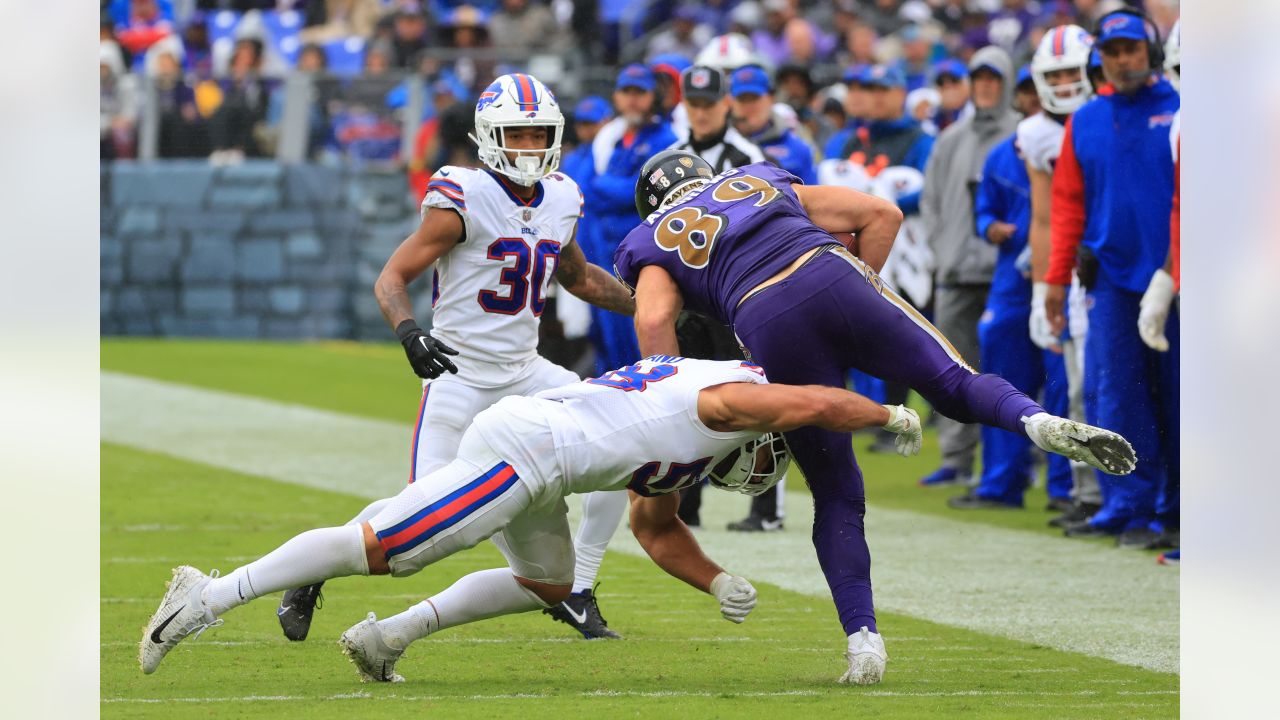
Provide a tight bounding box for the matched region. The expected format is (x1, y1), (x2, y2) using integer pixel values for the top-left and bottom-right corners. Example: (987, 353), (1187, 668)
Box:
(1046, 118), (1086, 285)
(421, 166), (475, 240)
(542, 171), (585, 246)
(612, 226), (655, 293)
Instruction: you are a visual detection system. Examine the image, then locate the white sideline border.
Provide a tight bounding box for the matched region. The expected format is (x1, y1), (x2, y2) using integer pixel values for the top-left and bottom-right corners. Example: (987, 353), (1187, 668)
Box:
(101, 372), (1178, 673)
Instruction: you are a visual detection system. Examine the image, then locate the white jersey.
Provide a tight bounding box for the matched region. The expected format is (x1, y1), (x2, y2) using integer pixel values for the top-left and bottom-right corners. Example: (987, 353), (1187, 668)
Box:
(470, 356), (767, 505)
(1016, 112), (1065, 174)
(421, 166), (584, 386)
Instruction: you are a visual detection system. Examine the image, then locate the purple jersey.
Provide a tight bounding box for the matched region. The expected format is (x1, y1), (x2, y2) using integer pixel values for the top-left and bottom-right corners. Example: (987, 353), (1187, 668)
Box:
(613, 163), (839, 325)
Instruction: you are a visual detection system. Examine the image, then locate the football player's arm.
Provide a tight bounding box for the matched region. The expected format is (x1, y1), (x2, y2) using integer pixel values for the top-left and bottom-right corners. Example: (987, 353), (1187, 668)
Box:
(698, 382), (922, 455)
(375, 207), (464, 379)
(554, 227), (636, 316)
(375, 207), (463, 329)
(628, 492), (723, 592)
(792, 183), (902, 274)
(633, 265), (683, 357)
(1027, 163), (1063, 353)
(1046, 117), (1086, 334)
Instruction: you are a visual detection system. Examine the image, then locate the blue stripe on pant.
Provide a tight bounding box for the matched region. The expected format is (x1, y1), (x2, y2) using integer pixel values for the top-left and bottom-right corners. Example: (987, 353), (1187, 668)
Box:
(975, 302), (1073, 505)
(1083, 277), (1179, 532)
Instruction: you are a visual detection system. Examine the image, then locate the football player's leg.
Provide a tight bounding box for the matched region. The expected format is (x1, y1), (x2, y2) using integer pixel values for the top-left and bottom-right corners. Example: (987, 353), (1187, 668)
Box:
(1041, 348), (1075, 502)
(378, 499), (573, 651)
(932, 284), (987, 477)
(1062, 337), (1103, 507)
(1155, 307), (1180, 529)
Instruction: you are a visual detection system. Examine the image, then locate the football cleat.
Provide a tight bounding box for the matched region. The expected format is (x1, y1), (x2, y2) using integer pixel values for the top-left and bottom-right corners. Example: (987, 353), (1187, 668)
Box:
(918, 467), (971, 487)
(544, 586), (621, 639)
(1048, 501), (1101, 528)
(727, 514), (784, 532)
(139, 565), (223, 674)
(1021, 414), (1137, 475)
(278, 582), (325, 641)
(839, 626), (887, 685)
(947, 493), (1021, 510)
(339, 613), (405, 683)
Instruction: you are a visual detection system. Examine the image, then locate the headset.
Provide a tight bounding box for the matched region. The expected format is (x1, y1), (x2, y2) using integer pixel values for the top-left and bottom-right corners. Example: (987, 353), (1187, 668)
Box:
(1095, 5), (1164, 70)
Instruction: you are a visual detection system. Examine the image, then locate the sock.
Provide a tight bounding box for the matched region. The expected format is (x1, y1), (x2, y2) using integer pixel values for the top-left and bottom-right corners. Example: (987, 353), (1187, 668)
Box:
(346, 497), (393, 527)
(202, 525), (368, 616)
(377, 568), (545, 650)
(571, 490), (628, 593)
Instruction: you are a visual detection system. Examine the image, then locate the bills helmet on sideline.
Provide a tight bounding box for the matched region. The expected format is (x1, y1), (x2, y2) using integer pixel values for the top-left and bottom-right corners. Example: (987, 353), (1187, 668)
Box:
(469, 73), (565, 186)
(1164, 19), (1181, 90)
(1031, 24), (1095, 114)
(696, 33), (764, 72)
(634, 149), (715, 219)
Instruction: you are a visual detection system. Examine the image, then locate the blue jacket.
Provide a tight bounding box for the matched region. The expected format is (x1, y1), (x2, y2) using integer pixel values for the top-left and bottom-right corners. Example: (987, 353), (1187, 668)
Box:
(587, 120), (678, 266)
(560, 143), (596, 246)
(830, 117), (934, 215)
(1046, 79), (1180, 292)
(749, 123), (817, 185)
(975, 134), (1032, 306)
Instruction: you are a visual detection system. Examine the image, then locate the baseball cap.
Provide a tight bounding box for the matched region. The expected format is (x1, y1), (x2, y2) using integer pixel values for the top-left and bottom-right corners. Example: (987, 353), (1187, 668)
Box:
(730, 65), (771, 98)
(1015, 64), (1033, 88)
(859, 65), (906, 89)
(1097, 12), (1149, 46)
(681, 65), (727, 101)
(574, 95), (611, 124)
(616, 63), (656, 92)
(932, 58), (969, 82)
(649, 52), (693, 76)
(842, 63), (869, 84)
(674, 5), (701, 22)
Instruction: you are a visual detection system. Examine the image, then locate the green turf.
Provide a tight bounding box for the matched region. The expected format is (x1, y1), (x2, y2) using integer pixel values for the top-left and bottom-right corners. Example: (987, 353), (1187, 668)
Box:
(102, 339), (1117, 543)
(103, 443), (1176, 719)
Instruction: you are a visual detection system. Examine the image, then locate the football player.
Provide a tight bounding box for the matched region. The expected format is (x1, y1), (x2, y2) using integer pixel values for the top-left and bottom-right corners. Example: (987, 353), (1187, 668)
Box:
(615, 150), (1137, 684)
(141, 356), (928, 678)
(1021, 25), (1102, 527)
(274, 73), (638, 643)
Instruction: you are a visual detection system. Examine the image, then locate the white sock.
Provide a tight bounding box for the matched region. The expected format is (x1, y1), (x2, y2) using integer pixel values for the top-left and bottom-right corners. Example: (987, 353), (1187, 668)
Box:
(377, 568), (545, 650)
(1020, 412), (1053, 452)
(202, 525), (368, 616)
(346, 498), (393, 526)
(571, 490), (628, 593)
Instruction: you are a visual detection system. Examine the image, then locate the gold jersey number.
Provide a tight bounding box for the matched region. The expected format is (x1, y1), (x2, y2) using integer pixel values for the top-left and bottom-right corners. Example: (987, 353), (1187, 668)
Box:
(653, 173), (781, 269)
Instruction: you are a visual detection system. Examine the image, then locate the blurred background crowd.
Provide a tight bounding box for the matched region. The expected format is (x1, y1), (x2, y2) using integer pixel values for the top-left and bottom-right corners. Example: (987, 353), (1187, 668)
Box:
(100, 0), (1181, 552)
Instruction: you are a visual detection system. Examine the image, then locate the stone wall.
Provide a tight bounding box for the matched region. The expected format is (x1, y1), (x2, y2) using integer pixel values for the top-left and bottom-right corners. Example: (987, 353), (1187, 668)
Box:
(100, 160), (428, 340)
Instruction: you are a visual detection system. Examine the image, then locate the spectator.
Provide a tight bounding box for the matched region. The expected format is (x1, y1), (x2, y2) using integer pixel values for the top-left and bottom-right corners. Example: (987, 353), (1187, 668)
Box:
(112, 0), (176, 71)
(931, 58), (972, 133)
(949, 67), (1073, 511)
(730, 65), (816, 184)
(774, 64), (815, 118)
(207, 38), (271, 163)
(669, 65), (764, 173)
(490, 0), (568, 54)
(649, 53), (693, 135)
(442, 5), (493, 90)
(389, 4), (431, 68)
(892, 24), (933, 92)
(407, 80), (466, 201)
(147, 37), (210, 158)
(906, 86), (941, 134)
(822, 65), (870, 159)
(180, 11), (213, 78)
(1043, 8), (1180, 548)
(561, 96), (612, 188)
(863, 0), (905, 37)
(726, 1), (763, 37)
(583, 64), (677, 373)
(298, 0), (382, 44)
(985, 0), (1039, 59)
(646, 5), (713, 62)
(842, 23), (879, 67)
(751, 0), (834, 68)
(101, 40), (140, 160)
(919, 45), (1020, 487)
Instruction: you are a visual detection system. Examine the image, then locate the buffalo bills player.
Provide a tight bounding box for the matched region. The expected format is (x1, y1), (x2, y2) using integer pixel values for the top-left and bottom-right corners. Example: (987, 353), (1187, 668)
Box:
(613, 150), (1137, 684)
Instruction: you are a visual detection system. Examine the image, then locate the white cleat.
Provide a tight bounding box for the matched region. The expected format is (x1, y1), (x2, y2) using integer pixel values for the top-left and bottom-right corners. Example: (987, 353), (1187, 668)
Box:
(339, 613), (405, 683)
(839, 626), (887, 685)
(1022, 413), (1137, 476)
(139, 566), (222, 674)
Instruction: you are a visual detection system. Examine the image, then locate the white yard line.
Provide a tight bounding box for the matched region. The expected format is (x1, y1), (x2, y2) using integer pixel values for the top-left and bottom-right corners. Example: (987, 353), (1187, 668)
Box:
(102, 372), (1178, 673)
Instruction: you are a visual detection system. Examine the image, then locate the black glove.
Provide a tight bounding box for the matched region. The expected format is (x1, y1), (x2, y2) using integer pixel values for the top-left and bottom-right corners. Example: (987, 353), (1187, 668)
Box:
(395, 320), (459, 380)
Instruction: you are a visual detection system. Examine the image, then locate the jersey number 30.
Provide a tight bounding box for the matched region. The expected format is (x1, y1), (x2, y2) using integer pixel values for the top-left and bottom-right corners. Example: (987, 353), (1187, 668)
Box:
(477, 238), (560, 316)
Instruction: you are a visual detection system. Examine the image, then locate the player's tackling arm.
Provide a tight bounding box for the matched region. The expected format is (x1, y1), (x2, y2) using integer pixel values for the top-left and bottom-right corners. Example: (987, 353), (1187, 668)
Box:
(374, 207), (463, 329)
(554, 228), (636, 316)
(698, 382), (891, 434)
(792, 183), (903, 274)
(633, 265), (684, 357)
(628, 491), (724, 592)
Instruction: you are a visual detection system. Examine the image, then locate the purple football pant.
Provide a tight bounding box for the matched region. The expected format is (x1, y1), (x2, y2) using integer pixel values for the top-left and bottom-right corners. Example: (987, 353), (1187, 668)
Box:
(733, 249), (1045, 635)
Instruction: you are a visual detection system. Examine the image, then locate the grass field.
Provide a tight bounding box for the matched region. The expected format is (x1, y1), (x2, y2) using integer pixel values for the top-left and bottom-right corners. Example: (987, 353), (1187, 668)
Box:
(101, 339), (1178, 718)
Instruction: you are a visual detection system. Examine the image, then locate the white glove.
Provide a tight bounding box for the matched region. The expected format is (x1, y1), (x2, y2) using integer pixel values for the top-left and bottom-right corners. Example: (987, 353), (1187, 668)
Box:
(1138, 269), (1175, 352)
(710, 572), (757, 624)
(882, 404), (922, 457)
(1029, 282), (1062, 351)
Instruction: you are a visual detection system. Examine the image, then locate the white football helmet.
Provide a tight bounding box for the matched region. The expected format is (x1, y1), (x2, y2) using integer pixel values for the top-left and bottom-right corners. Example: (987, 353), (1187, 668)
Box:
(1164, 19), (1180, 90)
(707, 433), (791, 497)
(1031, 24), (1094, 115)
(469, 73), (564, 186)
(696, 33), (763, 72)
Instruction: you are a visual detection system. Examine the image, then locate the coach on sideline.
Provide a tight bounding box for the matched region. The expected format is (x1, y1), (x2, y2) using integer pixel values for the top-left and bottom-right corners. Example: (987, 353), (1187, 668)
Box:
(1042, 8), (1180, 549)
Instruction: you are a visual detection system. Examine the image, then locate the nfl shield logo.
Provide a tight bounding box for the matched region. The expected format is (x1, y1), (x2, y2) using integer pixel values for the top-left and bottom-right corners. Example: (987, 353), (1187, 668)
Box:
(679, 157), (694, 168)
(691, 68), (710, 88)
(521, 208), (533, 223)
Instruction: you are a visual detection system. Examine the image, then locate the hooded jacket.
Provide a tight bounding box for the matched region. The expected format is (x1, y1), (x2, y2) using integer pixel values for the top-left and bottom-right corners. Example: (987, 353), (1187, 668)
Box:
(921, 45), (1020, 285)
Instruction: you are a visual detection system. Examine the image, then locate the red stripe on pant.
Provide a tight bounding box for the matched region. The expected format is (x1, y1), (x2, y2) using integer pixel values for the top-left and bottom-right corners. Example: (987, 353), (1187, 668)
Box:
(378, 465), (518, 553)
(408, 385), (430, 484)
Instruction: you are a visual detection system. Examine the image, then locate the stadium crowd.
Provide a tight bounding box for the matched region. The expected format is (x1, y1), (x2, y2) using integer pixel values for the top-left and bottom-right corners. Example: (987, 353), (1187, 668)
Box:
(101, 0), (1181, 557)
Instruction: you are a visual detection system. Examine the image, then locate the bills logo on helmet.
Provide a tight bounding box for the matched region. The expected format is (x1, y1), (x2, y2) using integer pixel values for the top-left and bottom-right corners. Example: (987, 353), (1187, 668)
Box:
(477, 82), (501, 112)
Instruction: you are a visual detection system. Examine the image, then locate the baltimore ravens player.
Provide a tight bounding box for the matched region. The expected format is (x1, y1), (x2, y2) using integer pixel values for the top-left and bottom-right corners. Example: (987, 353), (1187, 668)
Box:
(614, 150), (1138, 684)
(140, 356), (928, 679)
(275, 73), (637, 643)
